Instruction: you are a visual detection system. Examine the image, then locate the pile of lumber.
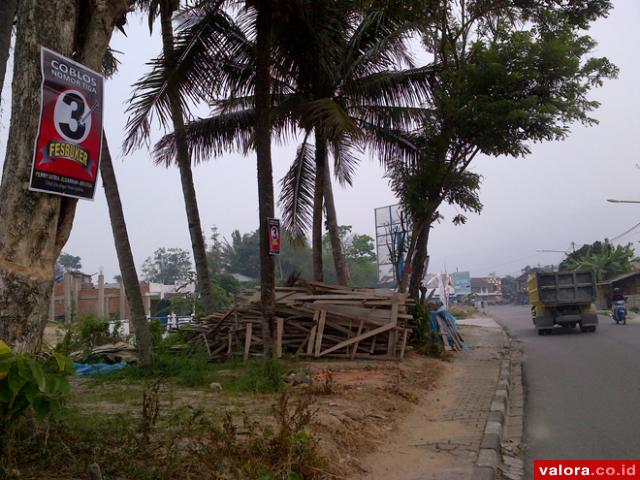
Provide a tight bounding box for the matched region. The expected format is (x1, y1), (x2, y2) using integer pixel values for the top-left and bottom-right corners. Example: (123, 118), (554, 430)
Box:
(430, 309), (467, 352)
(194, 281), (414, 361)
(69, 342), (139, 363)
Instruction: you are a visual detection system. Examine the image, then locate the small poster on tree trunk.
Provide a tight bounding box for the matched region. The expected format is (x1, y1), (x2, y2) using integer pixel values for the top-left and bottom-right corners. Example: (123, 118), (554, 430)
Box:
(268, 218), (281, 256)
(29, 47), (104, 200)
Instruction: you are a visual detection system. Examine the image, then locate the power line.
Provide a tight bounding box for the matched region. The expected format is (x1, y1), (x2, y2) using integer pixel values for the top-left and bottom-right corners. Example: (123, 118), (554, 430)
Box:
(610, 220), (640, 243)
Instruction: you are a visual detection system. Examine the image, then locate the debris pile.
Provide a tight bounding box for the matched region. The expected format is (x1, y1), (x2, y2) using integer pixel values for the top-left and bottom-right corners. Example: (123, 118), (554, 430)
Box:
(430, 309), (467, 351)
(194, 281), (414, 361)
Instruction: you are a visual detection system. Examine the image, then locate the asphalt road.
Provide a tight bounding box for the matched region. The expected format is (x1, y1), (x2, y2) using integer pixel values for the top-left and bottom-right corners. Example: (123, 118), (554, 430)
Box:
(489, 305), (640, 477)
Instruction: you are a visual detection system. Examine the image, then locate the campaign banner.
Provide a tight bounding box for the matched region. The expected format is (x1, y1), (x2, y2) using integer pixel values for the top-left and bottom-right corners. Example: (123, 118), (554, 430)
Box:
(29, 47), (104, 200)
(268, 218), (281, 256)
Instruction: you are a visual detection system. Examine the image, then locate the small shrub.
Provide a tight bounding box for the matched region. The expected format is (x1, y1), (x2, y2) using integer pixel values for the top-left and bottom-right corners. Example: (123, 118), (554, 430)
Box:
(237, 358), (286, 394)
(630, 306), (640, 314)
(0, 341), (74, 466)
(57, 314), (121, 357)
(410, 305), (444, 358)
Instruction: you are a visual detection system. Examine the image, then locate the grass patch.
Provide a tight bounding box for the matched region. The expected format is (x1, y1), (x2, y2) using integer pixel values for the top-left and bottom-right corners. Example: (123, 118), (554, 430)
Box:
(4, 386), (326, 480)
(235, 358), (287, 394)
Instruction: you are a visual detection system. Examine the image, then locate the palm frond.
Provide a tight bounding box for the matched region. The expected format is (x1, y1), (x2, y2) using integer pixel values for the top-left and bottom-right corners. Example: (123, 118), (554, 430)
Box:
(341, 65), (439, 109)
(153, 98), (301, 166)
(123, 4), (252, 153)
(331, 139), (361, 187)
(153, 109), (256, 166)
(279, 138), (316, 243)
(302, 98), (362, 143)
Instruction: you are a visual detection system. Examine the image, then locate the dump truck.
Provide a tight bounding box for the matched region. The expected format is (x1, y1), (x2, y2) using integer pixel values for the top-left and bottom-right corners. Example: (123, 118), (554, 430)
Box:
(528, 270), (598, 335)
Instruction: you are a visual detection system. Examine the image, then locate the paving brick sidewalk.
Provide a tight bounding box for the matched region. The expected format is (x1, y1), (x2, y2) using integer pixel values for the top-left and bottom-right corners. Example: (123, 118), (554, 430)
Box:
(354, 318), (507, 480)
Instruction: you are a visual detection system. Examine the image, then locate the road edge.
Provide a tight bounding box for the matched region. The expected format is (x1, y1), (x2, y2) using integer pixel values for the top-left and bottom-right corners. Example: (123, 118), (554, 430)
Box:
(472, 332), (516, 480)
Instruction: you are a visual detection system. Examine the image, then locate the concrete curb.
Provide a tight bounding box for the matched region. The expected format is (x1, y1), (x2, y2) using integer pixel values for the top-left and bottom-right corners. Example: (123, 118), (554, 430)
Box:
(471, 338), (513, 480)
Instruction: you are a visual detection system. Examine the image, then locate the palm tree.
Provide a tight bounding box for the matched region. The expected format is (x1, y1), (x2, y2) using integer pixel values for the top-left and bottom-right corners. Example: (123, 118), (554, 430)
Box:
(124, 1), (301, 354)
(152, 2), (434, 286)
(100, 136), (154, 365)
(124, 0), (217, 315)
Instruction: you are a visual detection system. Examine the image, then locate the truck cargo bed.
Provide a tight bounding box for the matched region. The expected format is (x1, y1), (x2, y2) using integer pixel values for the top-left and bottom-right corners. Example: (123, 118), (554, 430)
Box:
(529, 270), (596, 306)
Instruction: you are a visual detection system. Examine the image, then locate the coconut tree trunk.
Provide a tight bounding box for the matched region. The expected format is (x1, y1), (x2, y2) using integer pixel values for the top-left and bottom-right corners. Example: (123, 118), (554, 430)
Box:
(100, 135), (154, 365)
(312, 129), (326, 282)
(254, 2), (275, 355)
(409, 221), (431, 300)
(159, 2), (215, 315)
(0, 0), (132, 351)
(322, 151), (349, 286)
(0, 0), (17, 107)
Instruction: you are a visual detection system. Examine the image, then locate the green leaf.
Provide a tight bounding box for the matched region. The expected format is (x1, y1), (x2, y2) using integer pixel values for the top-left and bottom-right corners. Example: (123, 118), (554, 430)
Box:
(0, 358), (13, 381)
(0, 340), (11, 356)
(46, 375), (62, 396)
(53, 352), (65, 372)
(0, 379), (11, 403)
(23, 383), (39, 406)
(32, 396), (51, 422)
(7, 363), (26, 394)
(27, 360), (46, 392)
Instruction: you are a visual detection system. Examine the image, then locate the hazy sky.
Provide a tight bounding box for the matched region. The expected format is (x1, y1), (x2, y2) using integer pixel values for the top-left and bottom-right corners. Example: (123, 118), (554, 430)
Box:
(1, 1), (639, 282)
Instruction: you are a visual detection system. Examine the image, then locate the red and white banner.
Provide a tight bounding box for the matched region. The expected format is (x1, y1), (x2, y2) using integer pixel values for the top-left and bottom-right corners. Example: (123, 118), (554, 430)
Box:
(29, 47), (104, 200)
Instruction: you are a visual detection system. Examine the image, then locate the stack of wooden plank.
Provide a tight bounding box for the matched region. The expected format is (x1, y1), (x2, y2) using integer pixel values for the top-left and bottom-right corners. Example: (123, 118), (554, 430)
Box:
(430, 310), (467, 352)
(195, 281), (414, 361)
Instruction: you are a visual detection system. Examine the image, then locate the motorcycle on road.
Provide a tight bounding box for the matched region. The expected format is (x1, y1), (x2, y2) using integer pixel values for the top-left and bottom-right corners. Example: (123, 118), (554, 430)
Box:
(611, 300), (627, 325)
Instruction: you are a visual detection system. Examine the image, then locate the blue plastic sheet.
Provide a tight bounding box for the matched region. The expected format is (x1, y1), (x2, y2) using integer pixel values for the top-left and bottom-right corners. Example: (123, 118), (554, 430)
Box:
(74, 361), (127, 375)
(431, 307), (469, 350)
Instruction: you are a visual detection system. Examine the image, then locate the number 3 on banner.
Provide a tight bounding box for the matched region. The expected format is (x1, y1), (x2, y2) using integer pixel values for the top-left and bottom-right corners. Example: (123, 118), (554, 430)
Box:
(53, 89), (92, 143)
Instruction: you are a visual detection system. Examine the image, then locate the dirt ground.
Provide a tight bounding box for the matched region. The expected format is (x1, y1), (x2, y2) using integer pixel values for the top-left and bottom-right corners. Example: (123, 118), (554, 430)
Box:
(67, 353), (445, 479)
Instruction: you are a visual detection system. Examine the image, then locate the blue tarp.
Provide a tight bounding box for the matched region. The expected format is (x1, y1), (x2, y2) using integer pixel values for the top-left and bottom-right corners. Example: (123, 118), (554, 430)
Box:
(74, 361), (127, 375)
(430, 307), (469, 350)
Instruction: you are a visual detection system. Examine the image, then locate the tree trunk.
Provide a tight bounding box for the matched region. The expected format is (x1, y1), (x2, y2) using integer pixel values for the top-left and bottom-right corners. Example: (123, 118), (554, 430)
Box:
(321, 149), (349, 286)
(398, 218), (426, 294)
(409, 221), (431, 300)
(0, 0), (17, 107)
(312, 129), (325, 282)
(100, 135), (154, 365)
(0, 0), (132, 352)
(254, 4), (275, 355)
(159, 2), (215, 315)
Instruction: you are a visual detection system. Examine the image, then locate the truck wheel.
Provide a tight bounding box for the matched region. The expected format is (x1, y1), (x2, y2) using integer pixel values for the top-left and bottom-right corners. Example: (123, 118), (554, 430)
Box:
(590, 326), (597, 333)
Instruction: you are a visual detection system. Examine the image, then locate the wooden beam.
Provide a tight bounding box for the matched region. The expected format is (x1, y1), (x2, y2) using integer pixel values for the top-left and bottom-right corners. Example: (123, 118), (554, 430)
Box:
(350, 319), (365, 360)
(314, 310), (327, 357)
(243, 322), (252, 361)
(276, 317), (284, 358)
(400, 328), (410, 359)
(319, 323), (395, 358)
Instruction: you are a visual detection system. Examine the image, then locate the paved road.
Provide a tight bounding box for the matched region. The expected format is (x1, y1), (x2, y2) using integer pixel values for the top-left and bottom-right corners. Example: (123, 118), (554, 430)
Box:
(489, 305), (640, 478)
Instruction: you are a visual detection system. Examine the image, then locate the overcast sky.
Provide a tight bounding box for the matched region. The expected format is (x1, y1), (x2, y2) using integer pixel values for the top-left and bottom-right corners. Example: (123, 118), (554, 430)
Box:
(1, 1), (639, 282)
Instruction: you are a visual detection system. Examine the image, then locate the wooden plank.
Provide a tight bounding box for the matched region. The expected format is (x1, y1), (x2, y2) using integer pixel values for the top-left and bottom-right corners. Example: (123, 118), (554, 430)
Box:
(314, 310), (327, 357)
(201, 333), (211, 356)
(243, 322), (252, 361)
(400, 328), (410, 359)
(386, 300), (399, 356)
(227, 331), (233, 354)
(319, 323), (395, 357)
(276, 317), (284, 358)
(350, 319), (365, 360)
(306, 326), (317, 355)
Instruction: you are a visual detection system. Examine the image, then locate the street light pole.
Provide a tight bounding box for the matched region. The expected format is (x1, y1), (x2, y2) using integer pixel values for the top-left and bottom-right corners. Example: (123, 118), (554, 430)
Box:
(607, 199), (640, 204)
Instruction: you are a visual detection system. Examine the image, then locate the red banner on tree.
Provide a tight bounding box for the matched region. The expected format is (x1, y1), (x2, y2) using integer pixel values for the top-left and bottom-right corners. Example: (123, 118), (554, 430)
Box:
(268, 218), (281, 256)
(29, 47), (104, 200)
